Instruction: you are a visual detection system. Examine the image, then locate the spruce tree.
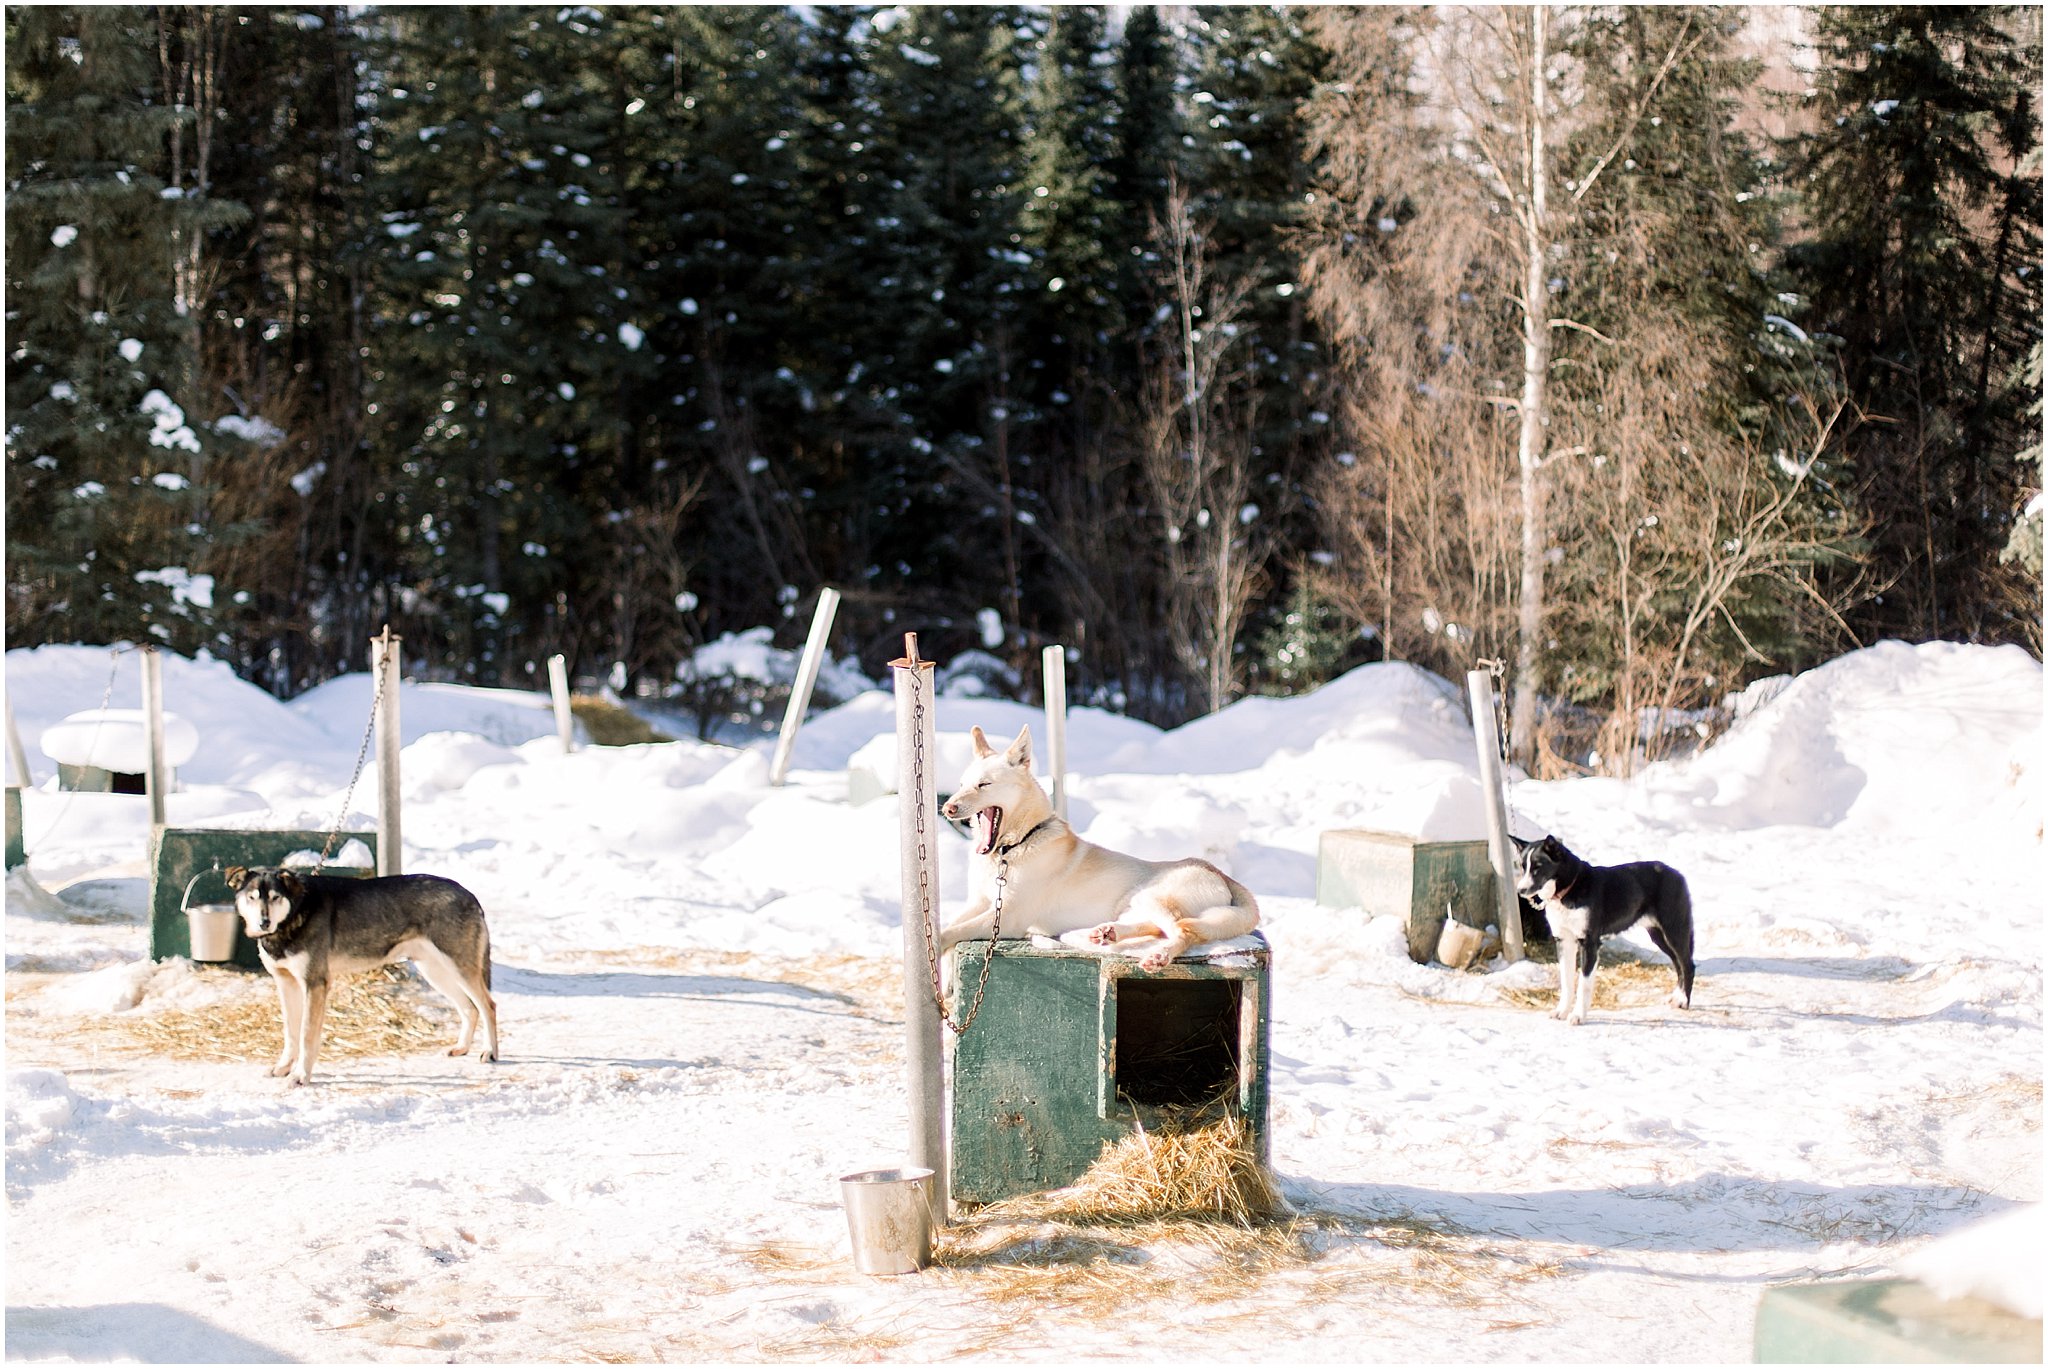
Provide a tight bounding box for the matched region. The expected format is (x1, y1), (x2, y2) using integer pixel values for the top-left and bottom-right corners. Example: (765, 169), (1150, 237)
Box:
(6, 7), (244, 653)
(1791, 5), (2043, 643)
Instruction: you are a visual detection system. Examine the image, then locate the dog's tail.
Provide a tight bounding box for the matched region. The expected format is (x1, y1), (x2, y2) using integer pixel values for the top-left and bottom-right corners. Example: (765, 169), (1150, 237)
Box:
(1220, 870), (1260, 922)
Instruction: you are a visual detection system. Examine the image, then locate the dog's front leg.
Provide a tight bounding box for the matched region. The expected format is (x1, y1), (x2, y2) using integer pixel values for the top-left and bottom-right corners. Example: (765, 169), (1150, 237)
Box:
(292, 978), (331, 1086)
(1569, 938), (1598, 1026)
(935, 894), (996, 954)
(269, 971), (304, 1077)
(1553, 939), (1580, 1022)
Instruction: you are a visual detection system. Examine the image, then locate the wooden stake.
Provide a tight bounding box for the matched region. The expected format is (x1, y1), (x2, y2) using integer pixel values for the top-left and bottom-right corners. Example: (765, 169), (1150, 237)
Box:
(769, 587), (841, 787)
(141, 647), (168, 829)
(372, 629), (403, 877)
(1041, 644), (1069, 821)
(1467, 670), (1524, 963)
(548, 654), (575, 754)
(5, 693), (34, 789)
(891, 631), (948, 1222)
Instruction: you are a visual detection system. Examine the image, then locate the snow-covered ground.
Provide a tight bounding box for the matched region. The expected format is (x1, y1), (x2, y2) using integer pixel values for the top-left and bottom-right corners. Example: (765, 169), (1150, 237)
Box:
(5, 639), (2042, 1362)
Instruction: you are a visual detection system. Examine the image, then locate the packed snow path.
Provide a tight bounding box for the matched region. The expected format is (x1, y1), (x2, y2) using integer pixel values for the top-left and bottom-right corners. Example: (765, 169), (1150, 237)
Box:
(6, 640), (2041, 1361)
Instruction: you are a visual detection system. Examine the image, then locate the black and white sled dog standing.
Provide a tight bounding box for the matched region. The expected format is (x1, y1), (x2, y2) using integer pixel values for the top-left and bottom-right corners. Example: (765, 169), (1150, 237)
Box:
(224, 866), (499, 1085)
(1510, 835), (1695, 1025)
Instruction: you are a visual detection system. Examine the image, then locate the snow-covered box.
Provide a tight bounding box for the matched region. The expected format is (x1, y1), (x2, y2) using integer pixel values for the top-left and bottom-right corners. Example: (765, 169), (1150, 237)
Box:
(1316, 828), (1499, 964)
(39, 708), (198, 793)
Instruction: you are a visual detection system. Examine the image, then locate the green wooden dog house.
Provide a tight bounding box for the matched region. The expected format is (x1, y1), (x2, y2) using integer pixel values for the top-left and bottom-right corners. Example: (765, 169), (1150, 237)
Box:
(948, 934), (1271, 1205)
(149, 827), (377, 971)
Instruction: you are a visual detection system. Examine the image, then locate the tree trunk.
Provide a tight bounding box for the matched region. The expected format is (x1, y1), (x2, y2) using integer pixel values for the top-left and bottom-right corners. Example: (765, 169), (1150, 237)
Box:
(1509, 5), (1552, 768)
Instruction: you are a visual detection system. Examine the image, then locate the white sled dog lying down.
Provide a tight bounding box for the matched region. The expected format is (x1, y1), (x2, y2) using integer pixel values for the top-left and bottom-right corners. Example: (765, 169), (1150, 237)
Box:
(936, 725), (1260, 970)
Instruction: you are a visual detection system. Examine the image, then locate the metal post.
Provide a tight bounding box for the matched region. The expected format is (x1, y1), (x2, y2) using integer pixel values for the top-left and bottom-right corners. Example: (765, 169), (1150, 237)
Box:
(892, 632), (948, 1222)
(769, 586), (841, 787)
(141, 647), (169, 829)
(1467, 670), (1524, 963)
(548, 654), (575, 754)
(1041, 644), (1069, 821)
(372, 629), (403, 877)
(5, 693), (33, 788)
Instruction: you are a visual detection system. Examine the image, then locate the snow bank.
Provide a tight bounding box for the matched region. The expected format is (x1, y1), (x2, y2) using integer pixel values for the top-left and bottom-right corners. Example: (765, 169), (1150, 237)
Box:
(1897, 1203), (2044, 1319)
(5, 1070), (82, 1164)
(1633, 641), (2041, 838)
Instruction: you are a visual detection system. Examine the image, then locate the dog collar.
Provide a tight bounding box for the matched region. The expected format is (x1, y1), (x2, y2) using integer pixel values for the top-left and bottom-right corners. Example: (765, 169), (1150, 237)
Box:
(995, 817), (1056, 858)
(1552, 873), (1579, 900)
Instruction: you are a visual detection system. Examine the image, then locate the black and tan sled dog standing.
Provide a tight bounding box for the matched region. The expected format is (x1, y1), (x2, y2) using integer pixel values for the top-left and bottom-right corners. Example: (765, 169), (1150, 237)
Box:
(223, 866), (499, 1085)
(936, 726), (1260, 969)
(1511, 834), (1696, 1025)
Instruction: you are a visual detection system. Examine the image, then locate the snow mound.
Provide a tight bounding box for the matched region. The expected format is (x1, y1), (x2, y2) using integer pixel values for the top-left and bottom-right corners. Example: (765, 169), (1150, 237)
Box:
(387, 730), (525, 797)
(6, 1070), (82, 1161)
(293, 673), (562, 751)
(1897, 1203), (2044, 1319)
(37, 957), (243, 1016)
(1635, 641), (2041, 836)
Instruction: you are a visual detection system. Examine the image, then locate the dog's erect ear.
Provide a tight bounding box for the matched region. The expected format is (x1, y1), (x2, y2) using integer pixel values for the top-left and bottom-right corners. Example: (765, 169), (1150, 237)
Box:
(222, 865), (248, 891)
(279, 870), (305, 900)
(1508, 835), (1530, 854)
(970, 725), (994, 758)
(1539, 835), (1563, 856)
(1005, 725), (1031, 768)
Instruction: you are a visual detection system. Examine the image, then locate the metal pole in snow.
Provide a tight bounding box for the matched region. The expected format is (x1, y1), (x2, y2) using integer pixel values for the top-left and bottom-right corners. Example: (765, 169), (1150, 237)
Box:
(1467, 670), (1525, 963)
(1042, 644), (1069, 821)
(892, 632), (948, 1222)
(141, 647), (168, 830)
(372, 629), (403, 877)
(548, 654), (575, 754)
(769, 587), (841, 787)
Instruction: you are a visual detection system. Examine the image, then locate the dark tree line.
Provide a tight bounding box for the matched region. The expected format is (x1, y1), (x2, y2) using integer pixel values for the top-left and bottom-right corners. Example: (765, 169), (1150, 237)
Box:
(6, 6), (2040, 746)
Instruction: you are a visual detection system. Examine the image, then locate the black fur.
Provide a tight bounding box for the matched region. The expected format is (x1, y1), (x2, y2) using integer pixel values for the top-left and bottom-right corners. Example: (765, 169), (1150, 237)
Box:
(1510, 834), (1695, 1014)
(224, 867), (491, 977)
(221, 865), (497, 1081)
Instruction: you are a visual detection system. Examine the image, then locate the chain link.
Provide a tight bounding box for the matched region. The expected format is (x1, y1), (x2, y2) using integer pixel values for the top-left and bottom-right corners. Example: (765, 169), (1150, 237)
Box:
(910, 669), (999, 1034)
(320, 639), (391, 864)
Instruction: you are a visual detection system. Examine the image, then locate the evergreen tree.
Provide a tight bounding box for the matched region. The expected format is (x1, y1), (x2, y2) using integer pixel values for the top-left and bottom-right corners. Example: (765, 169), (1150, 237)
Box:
(6, 7), (246, 653)
(1790, 5), (2043, 643)
(366, 6), (646, 684)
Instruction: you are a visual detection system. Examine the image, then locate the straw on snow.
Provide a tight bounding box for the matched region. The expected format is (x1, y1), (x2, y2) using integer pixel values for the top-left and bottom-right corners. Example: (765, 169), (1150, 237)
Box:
(78, 964), (453, 1061)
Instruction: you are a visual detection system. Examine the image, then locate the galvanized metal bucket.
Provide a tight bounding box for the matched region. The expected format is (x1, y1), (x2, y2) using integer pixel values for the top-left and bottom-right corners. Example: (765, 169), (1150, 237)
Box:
(180, 869), (239, 963)
(838, 1166), (936, 1275)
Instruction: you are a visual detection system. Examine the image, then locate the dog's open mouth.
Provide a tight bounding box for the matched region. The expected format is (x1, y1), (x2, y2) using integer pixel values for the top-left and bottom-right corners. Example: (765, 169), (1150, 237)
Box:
(974, 806), (1003, 856)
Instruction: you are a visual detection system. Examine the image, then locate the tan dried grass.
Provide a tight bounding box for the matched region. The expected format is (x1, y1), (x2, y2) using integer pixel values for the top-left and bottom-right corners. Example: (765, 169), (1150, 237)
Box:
(1500, 952), (1680, 1013)
(568, 695), (673, 746)
(75, 964), (453, 1061)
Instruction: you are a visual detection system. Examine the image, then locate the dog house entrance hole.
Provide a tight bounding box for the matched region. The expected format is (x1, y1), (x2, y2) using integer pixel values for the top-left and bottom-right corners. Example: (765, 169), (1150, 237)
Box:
(1112, 977), (1243, 1108)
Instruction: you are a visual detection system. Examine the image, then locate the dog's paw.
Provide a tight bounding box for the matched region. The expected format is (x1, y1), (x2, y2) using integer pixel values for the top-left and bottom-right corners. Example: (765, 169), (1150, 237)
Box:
(446, 1045), (468, 1057)
(1668, 990), (1692, 1009)
(478, 1050), (498, 1064)
(268, 1062), (292, 1077)
(1086, 924), (1120, 946)
(1139, 950), (1172, 971)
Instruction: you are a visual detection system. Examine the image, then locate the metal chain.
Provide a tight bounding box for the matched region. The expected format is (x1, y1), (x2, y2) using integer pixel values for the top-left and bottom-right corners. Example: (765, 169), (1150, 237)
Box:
(320, 644), (390, 864)
(911, 671), (1000, 1034)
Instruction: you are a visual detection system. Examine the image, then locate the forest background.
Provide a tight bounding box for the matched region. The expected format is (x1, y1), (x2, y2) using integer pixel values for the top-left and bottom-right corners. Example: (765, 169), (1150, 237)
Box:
(6, 5), (2041, 771)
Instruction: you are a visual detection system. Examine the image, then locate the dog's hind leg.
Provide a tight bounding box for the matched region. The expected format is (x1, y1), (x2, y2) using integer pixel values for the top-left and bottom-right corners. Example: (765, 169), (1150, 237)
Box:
(269, 971), (304, 1077)
(409, 941), (485, 1057)
(1643, 916), (1694, 1010)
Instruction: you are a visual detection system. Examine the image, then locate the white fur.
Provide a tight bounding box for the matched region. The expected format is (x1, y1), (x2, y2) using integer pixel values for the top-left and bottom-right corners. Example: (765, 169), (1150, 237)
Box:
(937, 726), (1259, 971)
